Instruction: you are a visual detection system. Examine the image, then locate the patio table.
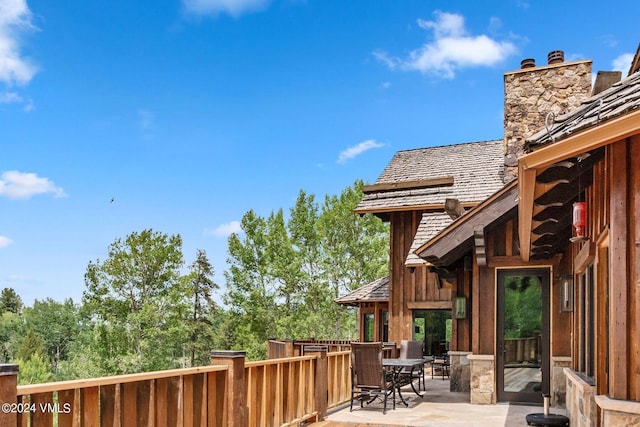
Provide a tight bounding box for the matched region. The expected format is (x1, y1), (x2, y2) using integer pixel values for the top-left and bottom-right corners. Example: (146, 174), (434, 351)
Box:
(383, 358), (425, 406)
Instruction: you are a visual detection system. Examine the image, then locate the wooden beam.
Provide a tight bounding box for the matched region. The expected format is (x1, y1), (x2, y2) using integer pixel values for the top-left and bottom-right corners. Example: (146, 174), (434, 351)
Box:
(471, 255), (480, 354)
(406, 301), (452, 310)
(362, 176), (454, 194)
(487, 254), (562, 268)
(609, 139), (628, 399)
(354, 201), (477, 215)
(630, 135), (640, 400)
(416, 181), (518, 262)
(574, 242), (595, 274)
(519, 168), (537, 262)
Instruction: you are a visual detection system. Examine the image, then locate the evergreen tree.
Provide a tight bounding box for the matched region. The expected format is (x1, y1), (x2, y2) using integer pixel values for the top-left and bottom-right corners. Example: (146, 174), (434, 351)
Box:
(0, 287), (23, 314)
(186, 249), (219, 366)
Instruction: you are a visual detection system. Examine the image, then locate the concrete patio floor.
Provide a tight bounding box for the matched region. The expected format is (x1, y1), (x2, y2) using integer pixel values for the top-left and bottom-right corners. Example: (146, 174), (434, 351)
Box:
(319, 377), (566, 427)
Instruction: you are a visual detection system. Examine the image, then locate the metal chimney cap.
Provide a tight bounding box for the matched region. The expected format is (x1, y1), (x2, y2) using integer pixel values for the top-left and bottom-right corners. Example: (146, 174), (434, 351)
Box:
(520, 58), (536, 69)
(548, 50), (564, 64)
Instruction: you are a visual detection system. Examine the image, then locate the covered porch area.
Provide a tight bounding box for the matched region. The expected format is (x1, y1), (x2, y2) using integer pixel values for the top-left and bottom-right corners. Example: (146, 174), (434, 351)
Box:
(317, 376), (566, 426)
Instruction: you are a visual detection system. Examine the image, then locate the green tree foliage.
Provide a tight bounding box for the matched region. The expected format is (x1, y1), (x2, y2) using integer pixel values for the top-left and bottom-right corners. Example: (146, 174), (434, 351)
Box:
(0, 311), (26, 363)
(504, 276), (542, 339)
(23, 298), (81, 375)
(1, 180), (388, 375)
(318, 181), (388, 337)
(224, 181), (389, 358)
(186, 249), (219, 366)
(15, 329), (46, 362)
(0, 287), (23, 314)
(14, 353), (53, 385)
(82, 229), (187, 374)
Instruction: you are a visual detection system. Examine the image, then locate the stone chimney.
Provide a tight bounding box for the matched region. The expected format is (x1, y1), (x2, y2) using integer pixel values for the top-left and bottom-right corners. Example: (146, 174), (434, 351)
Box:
(503, 50), (592, 181)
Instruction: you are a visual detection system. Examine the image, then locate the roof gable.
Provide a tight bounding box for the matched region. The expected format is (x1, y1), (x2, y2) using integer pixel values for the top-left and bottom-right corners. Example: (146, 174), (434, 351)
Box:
(335, 276), (389, 305)
(356, 140), (506, 214)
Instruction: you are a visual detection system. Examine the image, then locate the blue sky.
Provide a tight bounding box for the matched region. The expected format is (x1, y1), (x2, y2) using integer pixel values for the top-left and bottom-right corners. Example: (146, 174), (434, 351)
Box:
(1, 0), (638, 306)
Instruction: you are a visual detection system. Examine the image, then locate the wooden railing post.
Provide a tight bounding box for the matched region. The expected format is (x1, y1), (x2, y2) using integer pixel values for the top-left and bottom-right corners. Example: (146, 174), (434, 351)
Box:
(0, 364), (19, 427)
(284, 340), (294, 357)
(210, 351), (247, 427)
(305, 346), (328, 421)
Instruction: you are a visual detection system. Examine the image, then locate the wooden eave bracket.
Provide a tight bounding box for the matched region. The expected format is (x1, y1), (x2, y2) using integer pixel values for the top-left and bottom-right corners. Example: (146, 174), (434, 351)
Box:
(474, 226), (486, 266)
(517, 110), (640, 263)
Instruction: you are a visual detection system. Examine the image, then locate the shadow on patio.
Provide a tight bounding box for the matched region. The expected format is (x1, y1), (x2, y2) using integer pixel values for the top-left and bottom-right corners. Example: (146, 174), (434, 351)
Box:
(315, 377), (565, 427)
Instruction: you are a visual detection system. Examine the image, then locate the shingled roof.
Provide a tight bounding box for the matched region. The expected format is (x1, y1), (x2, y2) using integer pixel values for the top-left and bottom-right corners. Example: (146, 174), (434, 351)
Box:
(405, 212), (453, 266)
(335, 276), (389, 306)
(355, 140), (506, 214)
(527, 70), (640, 148)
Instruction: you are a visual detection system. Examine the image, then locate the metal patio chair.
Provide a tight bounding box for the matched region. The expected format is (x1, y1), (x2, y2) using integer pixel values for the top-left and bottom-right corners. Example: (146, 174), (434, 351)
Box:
(398, 339), (426, 391)
(350, 342), (396, 414)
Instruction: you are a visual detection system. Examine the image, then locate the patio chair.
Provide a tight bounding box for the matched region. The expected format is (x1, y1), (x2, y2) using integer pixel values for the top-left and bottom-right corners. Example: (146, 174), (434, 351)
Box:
(350, 342), (396, 414)
(398, 340), (426, 391)
(431, 354), (450, 380)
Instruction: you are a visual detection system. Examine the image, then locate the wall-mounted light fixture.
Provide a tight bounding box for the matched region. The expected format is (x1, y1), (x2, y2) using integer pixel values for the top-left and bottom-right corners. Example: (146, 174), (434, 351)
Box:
(455, 296), (467, 319)
(561, 277), (573, 312)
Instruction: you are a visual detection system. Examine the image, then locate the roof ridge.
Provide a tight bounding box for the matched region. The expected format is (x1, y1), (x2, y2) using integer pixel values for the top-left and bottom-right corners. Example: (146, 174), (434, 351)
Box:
(393, 139), (502, 154)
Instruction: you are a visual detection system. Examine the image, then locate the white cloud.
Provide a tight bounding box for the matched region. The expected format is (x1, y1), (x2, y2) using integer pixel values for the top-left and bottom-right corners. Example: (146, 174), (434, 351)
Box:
(206, 220), (242, 237)
(374, 11), (517, 79)
(0, 235), (13, 248)
(0, 170), (66, 199)
(381, 81), (391, 89)
(612, 53), (634, 74)
(0, 89), (32, 110)
(182, 0), (271, 17)
(0, 0), (38, 86)
(337, 140), (384, 164)
(0, 90), (20, 103)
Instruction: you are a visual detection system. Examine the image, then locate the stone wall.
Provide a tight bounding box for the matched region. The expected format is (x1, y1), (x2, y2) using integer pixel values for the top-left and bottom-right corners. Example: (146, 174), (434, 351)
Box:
(449, 351), (471, 392)
(595, 396), (640, 426)
(565, 368), (596, 427)
(468, 354), (495, 404)
(503, 59), (592, 181)
(551, 356), (571, 407)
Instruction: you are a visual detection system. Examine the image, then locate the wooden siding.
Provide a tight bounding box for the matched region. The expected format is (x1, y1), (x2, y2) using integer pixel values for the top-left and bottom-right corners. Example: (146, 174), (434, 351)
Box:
(569, 136), (640, 401)
(608, 140), (629, 399)
(552, 251), (572, 357)
(629, 135), (640, 401)
(389, 211), (452, 344)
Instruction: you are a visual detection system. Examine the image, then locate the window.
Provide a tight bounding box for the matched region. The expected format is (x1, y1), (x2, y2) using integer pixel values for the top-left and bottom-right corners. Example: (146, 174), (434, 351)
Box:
(578, 264), (595, 380)
(363, 313), (375, 342)
(380, 310), (389, 342)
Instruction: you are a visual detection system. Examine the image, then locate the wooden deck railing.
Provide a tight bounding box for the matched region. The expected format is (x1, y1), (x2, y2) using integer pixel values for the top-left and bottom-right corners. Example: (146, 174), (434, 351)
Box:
(267, 339), (353, 359)
(504, 336), (541, 365)
(0, 347), (352, 427)
(11, 365), (229, 427)
(327, 350), (350, 408)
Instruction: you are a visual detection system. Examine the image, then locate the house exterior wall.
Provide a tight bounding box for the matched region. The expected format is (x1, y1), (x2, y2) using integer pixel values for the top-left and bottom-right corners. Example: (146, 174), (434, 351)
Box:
(563, 135), (640, 425)
(388, 210), (452, 345)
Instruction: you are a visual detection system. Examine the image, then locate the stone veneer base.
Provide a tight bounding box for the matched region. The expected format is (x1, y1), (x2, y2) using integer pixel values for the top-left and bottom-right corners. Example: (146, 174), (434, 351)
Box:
(448, 351), (471, 392)
(595, 395), (640, 426)
(468, 355), (495, 405)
